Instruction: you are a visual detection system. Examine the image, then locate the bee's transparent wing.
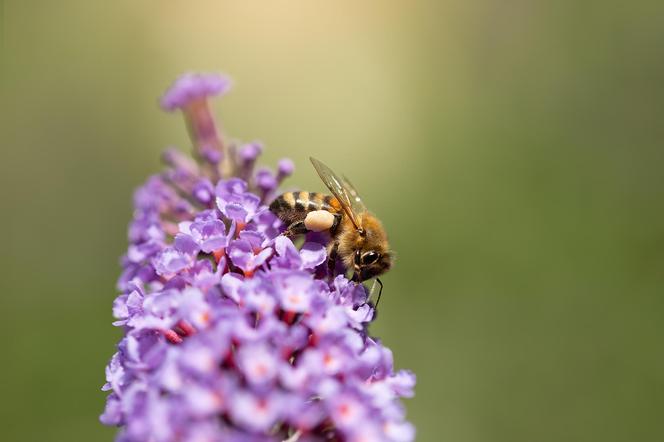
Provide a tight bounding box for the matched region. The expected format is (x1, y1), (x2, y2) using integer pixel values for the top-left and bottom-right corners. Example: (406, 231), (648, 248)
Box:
(309, 157), (361, 230)
(341, 174), (368, 215)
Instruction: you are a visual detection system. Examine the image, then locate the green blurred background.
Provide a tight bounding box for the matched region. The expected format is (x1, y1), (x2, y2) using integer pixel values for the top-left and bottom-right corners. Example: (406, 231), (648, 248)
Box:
(2, 1), (663, 441)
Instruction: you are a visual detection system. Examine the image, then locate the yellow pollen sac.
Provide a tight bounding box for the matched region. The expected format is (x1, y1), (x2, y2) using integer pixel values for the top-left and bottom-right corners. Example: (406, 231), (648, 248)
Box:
(304, 210), (335, 232)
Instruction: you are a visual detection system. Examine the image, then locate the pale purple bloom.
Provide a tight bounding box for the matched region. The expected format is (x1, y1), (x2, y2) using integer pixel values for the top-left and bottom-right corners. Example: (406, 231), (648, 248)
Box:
(255, 167), (277, 193)
(238, 142), (263, 180)
(183, 385), (222, 418)
(102, 72), (415, 442)
(179, 340), (220, 376)
(277, 158), (295, 180)
(215, 178), (262, 224)
(239, 142), (263, 164)
(229, 390), (284, 433)
(153, 247), (194, 276)
(387, 370), (417, 398)
(160, 73), (232, 111)
(178, 211), (232, 253)
(238, 229), (270, 251)
(227, 238), (273, 275)
(273, 236), (327, 271)
(199, 144), (223, 165)
(100, 393), (123, 426)
(384, 421), (417, 442)
(102, 352), (126, 393)
(236, 343), (279, 386)
(328, 392), (367, 430)
(271, 271), (317, 313)
(192, 179), (215, 205)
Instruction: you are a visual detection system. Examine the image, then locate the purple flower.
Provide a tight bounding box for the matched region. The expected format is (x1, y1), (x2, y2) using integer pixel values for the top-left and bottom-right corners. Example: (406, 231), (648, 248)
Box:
(239, 142), (263, 164)
(215, 178), (262, 225)
(101, 72), (416, 442)
(229, 390), (284, 433)
(100, 393), (123, 426)
(271, 271), (318, 313)
(160, 73), (232, 111)
(274, 236), (327, 271)
(255, 167), (277, 193)
(227, 238), (273, 276)
(277, 158), (295, 180)
(237, 142), (264, 180)
(328, 391), (367, 431)
(236, 343), (279, 386)
(161, 72), (234, 175)
(178, 210), (233, 253)
(153, 247), (194, 276)
(192, 178), (215, 205)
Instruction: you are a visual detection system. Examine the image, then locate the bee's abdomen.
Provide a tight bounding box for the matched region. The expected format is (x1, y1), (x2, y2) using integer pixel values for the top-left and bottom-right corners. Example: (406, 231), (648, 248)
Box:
(269, 192), (340, 223)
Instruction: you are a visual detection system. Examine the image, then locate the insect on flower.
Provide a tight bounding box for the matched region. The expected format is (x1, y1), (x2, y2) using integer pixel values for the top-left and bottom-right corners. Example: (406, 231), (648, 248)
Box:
(270, 158), (392, 307)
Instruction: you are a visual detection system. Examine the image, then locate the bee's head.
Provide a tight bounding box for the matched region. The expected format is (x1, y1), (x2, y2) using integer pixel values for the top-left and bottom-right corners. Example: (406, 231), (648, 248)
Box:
(349, 213), (392, 281)
(354, 249), (392, 281)
(338, 212), (393, 281)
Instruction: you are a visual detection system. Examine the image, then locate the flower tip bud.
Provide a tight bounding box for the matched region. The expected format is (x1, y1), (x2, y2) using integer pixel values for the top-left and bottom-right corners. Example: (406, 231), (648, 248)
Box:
(239, 142), (264, 163)
(160, 72), (233, 112)
(277, 158), (295, 178)
(199, 144), (222, 164)
(255, 168), (277, 192)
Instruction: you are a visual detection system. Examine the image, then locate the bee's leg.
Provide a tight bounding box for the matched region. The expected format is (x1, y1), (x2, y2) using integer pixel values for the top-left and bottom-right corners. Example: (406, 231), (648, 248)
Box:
(283, 220), (308, 238)
(373, 278), (384, 310)
(327, 241), (339, 280)
(329, 213), (342, 235)
(325, 213), (342, 279)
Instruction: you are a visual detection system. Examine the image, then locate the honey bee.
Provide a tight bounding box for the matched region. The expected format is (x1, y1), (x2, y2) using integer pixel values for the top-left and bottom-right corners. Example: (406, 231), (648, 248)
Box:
(269, 157), (392, 306)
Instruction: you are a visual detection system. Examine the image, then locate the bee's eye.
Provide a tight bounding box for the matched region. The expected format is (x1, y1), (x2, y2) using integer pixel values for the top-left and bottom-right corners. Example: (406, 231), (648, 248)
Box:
(361, 251), (380, 265)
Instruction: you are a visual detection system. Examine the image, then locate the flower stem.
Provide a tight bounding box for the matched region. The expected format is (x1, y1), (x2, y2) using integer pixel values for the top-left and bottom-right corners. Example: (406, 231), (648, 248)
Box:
(183, 99), (234, 178)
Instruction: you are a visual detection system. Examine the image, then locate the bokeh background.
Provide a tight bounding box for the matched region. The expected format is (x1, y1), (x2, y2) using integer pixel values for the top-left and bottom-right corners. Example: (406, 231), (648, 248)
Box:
(2, 1), (663, 441)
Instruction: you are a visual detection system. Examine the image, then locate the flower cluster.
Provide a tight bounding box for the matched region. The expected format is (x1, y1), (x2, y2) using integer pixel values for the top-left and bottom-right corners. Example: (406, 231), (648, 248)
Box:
(101, 73), (415, 442)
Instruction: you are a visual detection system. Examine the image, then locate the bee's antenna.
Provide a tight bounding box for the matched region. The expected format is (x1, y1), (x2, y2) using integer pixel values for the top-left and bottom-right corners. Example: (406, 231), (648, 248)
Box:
(374, 278), (383, 310)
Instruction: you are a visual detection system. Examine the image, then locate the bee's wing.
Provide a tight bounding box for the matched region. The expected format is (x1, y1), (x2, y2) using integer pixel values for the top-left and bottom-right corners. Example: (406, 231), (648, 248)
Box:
(309, 157), (362, 230)
(341, 174), (368, 214)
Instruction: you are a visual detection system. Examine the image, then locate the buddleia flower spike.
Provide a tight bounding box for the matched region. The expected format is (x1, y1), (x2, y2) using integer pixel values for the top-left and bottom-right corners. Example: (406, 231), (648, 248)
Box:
(100, 72), (416, 442)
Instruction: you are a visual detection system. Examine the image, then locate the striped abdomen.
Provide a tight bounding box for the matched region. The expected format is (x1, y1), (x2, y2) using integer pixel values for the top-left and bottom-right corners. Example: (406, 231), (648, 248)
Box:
(269, 191), (341, 225)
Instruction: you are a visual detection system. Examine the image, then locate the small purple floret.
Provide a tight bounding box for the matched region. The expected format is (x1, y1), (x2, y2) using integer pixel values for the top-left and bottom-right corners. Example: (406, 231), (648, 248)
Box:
(160, 72), (232, 111)
(277, 158), (295, 179)
(239, 142), (263, 163)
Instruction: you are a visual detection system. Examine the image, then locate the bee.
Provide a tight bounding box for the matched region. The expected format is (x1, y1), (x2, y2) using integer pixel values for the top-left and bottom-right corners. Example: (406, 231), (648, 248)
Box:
(269, 157), (392, 307)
